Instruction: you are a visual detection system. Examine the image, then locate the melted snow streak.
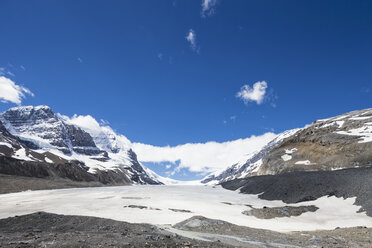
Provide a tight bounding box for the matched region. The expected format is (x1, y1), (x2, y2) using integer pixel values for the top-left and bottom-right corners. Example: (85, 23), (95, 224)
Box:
(0, 186), (371, 232)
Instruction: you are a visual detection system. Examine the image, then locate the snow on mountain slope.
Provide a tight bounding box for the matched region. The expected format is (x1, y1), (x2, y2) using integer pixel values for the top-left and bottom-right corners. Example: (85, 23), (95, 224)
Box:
(0, 105), (161, 185)
(0, 106), (98, 154)
(202, 108), (372, 184)
(201, 128), (300, 184)
(0, 116), (70, 165)
(61, 114), (131, 153)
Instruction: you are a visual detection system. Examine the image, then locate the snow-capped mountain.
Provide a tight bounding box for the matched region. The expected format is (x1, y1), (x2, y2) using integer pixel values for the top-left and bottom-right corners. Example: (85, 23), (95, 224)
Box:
(201, 128), (300, 184)
(0, 105), (161, 185)
(203, 108), (372, 184)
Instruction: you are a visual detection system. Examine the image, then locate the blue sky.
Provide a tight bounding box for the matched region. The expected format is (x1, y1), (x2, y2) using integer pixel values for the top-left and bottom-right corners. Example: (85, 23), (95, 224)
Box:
(0, 0), (371, 180)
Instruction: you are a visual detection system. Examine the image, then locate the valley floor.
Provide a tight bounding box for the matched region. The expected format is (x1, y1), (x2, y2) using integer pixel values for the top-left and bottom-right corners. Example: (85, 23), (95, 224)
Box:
(1, 185), (372, 247)
(1, 185), (372, 232)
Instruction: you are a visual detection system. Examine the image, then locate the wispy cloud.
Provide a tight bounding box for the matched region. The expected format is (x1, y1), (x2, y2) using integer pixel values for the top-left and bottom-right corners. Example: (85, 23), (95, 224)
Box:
(361, 87), (370, 94)
(186, 29), (199, 52)
(236, 81), (268, 105)
(77, 57), (83, 63)
(132, 132), (276, 175)
(201, 0), (218, 17)
(0, 76), (34, 105)
(157, 52), (163, 60)
(0, 67), (15, 77)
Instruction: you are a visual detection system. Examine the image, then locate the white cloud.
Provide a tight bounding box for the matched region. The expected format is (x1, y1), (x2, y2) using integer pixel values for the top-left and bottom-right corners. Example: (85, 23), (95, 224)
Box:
(77, 57), (83, 63)
(132, 132), (276, 174)
(236, 81), (268, 105)
(0, 76), (34, 105)
(201, 0), (218, 17)
(60, 112), (276, 178)
(186, 29), (197, 51)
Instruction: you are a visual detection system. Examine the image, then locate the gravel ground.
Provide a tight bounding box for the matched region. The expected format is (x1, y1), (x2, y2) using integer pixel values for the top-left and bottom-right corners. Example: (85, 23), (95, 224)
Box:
(174, 216), (372, 248)
(0, 212), (231, 248)
(1, 212), (372, 248)
(0, 173), (106, 194)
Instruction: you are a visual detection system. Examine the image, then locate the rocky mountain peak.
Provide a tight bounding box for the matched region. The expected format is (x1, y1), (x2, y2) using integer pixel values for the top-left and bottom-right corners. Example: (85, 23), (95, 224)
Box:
(0, 105), (162, 185)
(5, 105), (54, 122)
(0, 105), (98, 154)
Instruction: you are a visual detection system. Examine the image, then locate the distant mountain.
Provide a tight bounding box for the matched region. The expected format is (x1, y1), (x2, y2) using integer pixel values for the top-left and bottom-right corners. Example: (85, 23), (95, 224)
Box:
(0, 105), (161, 187)
(202, 129), (300, 184)
(203, 108), (372, 184)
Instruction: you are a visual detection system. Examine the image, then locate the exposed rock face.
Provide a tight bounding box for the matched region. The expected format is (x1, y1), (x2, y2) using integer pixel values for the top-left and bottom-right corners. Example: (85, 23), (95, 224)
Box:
(0, 105), (162, 187)
(126, 149), (160, 184)
(0, 105), (99, 155)
(0, 120), (22, 153)
(258, 108), (372, 175)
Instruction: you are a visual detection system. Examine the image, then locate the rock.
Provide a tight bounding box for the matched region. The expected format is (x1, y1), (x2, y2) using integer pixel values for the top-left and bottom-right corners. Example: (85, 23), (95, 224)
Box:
(242, 205), (319, 219)
(169, 208), (192, 213)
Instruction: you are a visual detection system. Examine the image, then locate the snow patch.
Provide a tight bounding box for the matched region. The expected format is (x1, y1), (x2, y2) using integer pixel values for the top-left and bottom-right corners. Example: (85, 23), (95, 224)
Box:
(295, 160), (312, 165)
(336, 124), (372, 143)
(0, 142), (12, 148)
(44, 157), (53, 163)
(12, 148), (34, 161)
(349, 116), (372, 121)
(285, 148), (297, 154)
(281, 148), (297, 161)
(281, 154), (292, 162)
(336, 120), (345, 128)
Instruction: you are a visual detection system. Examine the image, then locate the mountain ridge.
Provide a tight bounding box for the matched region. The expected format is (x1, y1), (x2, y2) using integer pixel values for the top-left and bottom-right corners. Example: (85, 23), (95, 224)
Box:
(0, 105), (162, 186)
(203, 108), (372, 184)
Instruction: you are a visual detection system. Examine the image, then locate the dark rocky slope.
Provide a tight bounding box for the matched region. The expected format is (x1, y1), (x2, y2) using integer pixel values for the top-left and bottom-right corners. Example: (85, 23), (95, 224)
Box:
(222, 166), (372, 217)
